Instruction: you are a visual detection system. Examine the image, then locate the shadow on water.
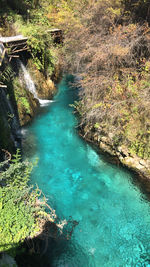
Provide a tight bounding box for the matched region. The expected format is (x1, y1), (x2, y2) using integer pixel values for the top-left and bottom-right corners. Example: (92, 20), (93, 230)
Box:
(13, 220), (89, 267)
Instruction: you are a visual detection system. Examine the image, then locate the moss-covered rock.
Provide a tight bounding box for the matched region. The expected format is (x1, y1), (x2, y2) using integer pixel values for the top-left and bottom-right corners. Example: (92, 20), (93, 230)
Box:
(27, 59), (56, 100)
(12, 76), (39, 126)
(0, 83), (20, 159)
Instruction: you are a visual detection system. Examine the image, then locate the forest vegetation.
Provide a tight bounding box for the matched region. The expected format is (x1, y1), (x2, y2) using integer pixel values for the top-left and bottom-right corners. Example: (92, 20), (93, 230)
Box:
(0, 0), (150, 264)
(57, 0), (150, 176)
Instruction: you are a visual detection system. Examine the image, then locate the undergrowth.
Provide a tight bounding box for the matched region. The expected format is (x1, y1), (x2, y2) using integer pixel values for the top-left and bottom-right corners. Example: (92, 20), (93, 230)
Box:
(0, 150), (42, 255)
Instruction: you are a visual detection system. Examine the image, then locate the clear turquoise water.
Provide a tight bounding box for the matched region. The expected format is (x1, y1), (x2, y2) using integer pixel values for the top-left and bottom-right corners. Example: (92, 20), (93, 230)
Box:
(23, 77), (150, 267)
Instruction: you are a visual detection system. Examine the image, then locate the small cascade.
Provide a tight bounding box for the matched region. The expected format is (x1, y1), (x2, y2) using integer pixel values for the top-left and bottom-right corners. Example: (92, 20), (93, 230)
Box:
(19, 61), (38, 99)
(39, 99), (54, 106)
(19, 61), (53, 106)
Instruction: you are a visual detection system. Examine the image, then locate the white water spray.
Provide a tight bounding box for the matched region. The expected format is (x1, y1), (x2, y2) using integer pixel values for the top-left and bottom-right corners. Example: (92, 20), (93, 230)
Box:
(20, 61), (53, 106)
(39, 99), (54, 106)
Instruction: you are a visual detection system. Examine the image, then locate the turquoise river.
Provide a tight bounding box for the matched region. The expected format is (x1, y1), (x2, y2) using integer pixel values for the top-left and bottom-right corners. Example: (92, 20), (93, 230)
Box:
(23, 77), (150, 266)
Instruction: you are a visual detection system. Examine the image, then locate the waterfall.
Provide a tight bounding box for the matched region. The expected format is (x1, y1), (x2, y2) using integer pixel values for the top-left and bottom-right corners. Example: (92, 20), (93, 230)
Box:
(19, 61), (53, 106)
(20, 61), (38, 99)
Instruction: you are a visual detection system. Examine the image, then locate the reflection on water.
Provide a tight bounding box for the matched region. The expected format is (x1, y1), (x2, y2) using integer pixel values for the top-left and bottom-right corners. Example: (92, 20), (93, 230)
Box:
(23, 77), (150, 267)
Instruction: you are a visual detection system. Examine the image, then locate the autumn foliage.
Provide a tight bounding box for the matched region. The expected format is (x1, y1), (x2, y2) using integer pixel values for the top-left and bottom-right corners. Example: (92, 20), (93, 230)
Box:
(55, 0), (150, 160)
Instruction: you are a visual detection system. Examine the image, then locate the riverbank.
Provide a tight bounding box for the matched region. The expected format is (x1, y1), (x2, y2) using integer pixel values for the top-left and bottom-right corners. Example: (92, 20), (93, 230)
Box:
(78, 125), (150, 197)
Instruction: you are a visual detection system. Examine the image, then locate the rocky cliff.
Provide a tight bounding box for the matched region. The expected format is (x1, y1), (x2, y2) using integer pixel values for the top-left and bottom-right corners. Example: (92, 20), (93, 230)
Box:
(0, 56), (57, 159)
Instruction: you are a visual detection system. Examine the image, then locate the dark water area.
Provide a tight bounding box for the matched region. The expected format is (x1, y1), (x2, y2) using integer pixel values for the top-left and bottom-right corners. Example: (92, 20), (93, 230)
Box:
(23, 77), (150, 266)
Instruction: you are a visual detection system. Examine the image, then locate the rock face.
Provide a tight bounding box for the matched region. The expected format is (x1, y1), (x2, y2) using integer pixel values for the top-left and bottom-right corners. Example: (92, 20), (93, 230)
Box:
(0, 84), (21, 159)
(81, 125), (150, 180)
(0, 58), (58, 157)
(27, 60), (56, 100)
(14, 59), (57, 126)
(16, 90), (39, 126)
(14, 59), (58, 126)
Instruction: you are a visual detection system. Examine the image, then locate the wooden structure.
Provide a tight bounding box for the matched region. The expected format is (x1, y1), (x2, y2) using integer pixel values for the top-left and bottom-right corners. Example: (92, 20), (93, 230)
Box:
(0, 29), (62, 65)
(47, 29), (63, 44)
(0, 35), (28, 63)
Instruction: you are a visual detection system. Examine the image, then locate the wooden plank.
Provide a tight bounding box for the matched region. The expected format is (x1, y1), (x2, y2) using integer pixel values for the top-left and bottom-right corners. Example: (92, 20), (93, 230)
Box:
(8, 55), (19, 62)
(11, 44), (28, 52)
(0, 35), (28, 44)
(0, 84), (7, 88)
(47, 28), (62, 33)
(7, 41), (28, 48)
(8, 55), (19, 58)
(9, 47), (28, 54)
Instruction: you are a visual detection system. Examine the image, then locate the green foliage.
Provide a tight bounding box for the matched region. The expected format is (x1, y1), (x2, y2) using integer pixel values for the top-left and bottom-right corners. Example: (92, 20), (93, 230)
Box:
(15, 13), (57, 75)
(70, 100), (84, 116)
(0, 150), (40, 255)
(129, 135), (150, 159)
(0, 186), (39, 254)
(0, 66), (14, 84)
(94, 122), (100, 129)
(13, 77), (31, 114)
(0, 149), (32, 187)
(20, 97), (31, 113)
(1, 0), (61, 76)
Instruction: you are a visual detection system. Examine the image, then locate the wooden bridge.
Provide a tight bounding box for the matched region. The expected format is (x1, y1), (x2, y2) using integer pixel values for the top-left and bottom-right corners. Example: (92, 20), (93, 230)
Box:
(0, 29), (62, 66)
(0, 35), (28, 65)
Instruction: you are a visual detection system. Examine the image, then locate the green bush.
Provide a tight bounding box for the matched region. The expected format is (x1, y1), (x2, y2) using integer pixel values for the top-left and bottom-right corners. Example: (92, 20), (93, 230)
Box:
(15, 14), (57, 75)
(0, 151), (40, 255)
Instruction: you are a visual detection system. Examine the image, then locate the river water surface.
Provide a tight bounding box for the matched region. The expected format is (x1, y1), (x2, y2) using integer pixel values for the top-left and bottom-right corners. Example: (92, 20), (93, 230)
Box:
(23, 77), (150, 266)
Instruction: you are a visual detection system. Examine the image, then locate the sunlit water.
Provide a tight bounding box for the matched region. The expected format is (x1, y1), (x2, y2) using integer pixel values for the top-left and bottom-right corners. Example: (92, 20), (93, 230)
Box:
(23, 77), (150, 266)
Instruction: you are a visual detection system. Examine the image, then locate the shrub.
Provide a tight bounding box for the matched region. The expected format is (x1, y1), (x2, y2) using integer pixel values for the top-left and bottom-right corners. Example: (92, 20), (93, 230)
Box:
(0, 151), (40, 255)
